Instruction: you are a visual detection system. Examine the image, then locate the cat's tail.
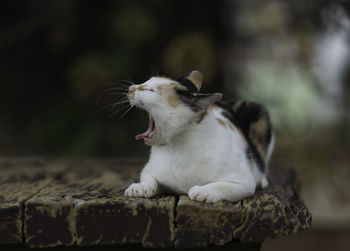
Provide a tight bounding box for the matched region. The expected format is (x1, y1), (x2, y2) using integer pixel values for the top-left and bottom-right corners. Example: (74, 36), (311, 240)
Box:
(231, 100), (274, 172)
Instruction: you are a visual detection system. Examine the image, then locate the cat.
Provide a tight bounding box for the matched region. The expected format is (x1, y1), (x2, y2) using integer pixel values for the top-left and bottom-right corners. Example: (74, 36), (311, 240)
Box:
(124, 71), (274, 203)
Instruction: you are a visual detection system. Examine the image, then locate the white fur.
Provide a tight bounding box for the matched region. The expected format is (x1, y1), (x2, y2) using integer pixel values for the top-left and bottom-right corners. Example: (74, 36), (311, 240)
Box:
(125, 77), (269, 203)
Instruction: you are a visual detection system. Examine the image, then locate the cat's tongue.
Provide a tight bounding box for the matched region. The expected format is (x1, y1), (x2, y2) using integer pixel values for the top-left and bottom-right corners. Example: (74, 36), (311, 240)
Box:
(135, 114), (156, 141)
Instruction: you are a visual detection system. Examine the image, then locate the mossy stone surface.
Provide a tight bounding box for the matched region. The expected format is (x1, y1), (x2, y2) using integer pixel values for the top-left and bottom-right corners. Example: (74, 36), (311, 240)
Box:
(23, 160), (175, 248)
(175, 165), (312, 247)
(0, 158), (53, 244)
(0, 158), (311, 249)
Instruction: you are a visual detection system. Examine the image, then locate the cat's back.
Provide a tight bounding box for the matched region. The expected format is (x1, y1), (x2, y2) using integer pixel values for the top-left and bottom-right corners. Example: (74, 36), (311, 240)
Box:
(214, 100), (274, 173)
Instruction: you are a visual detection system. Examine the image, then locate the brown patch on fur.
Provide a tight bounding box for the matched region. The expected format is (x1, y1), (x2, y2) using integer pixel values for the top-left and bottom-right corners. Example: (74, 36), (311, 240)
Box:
(250, 119), (268, 142)
(128, 91), (135, 99)
(216, 118), (227, 128)
(232, 100), (244, 113)
(227, 121), (235, 131)
(157, 83), (183, 108)
(137, 85), (146, 91)
(187, 71), (203, 91)
(213, 106), (235, 131)
(249, 119), (268, 162)
(166, 93), (181, 108)
(156, 85), (165, 93)
(172, 82), (188, 91)
(216, 106), (246, 142)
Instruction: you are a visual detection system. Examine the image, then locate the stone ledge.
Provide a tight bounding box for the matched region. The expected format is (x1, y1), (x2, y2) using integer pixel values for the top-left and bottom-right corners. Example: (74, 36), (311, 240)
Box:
(0, 158), (311, 249)
(174, 165), (311, 248)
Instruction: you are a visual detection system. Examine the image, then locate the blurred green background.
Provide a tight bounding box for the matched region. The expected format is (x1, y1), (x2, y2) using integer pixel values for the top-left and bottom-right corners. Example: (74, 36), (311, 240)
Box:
(0, 0), (349, 250)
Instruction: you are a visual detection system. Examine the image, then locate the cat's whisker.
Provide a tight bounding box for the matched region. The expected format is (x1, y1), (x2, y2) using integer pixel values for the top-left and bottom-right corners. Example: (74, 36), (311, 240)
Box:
(117, 104), (134, 121)
(156, 63), (160, 76)
(150, 63), (160, 77)
(102, 81), (130, 90)
(108, 92), (129, 98)
(105, 86), (129, 92)
(119, 79), (135, 86)
(102, 93), (128, 100)
(96, 88), (129, 104)
(104, 81), (129, 86)
(107, 103), (130, 118)
(109, 97), (129, 109)
(111, 100), (130, 110)
(99, 99), (130, 112)
(112, 93), (128, 100)
(121, 72), (135, 85)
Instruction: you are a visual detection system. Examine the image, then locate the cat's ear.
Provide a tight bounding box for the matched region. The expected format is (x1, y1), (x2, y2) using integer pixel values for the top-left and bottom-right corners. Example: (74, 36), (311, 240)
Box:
(187, 71), (202, 91)
(194, 93), (223, 111)
(177, 90), (223, 112)
(177, 70), (203, 92)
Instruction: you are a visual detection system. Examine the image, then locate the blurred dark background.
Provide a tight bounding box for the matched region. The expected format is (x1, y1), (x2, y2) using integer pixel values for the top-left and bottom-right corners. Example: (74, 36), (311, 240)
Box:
(0, 0), (349, 250)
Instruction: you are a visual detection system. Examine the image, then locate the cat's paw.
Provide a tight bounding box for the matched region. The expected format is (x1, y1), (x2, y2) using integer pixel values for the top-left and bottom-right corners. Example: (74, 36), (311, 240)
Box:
(124, 183), (156, 198)
(188, 185), (220, 203)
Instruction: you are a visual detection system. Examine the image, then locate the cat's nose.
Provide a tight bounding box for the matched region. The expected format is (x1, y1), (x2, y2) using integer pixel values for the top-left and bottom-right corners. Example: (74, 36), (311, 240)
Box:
(128, 85), (137, 99)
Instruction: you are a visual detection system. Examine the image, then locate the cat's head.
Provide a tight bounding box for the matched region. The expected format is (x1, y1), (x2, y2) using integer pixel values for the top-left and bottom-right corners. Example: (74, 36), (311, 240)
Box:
(128, 71), (222, 145)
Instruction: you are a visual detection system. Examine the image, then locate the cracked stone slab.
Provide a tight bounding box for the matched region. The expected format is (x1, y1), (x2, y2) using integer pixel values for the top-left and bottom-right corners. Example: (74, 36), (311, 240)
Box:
(75, 196), (175, 247)
(175, 196), (245, 248)
(175, 165), (312, 248)
(24, 160), (175, 248)
(1, 159), (311, 249)
(0, 159), (55, 244)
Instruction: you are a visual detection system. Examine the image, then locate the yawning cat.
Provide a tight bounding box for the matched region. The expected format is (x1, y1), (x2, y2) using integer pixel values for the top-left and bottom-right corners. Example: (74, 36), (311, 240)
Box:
(124, 71), (274, 203)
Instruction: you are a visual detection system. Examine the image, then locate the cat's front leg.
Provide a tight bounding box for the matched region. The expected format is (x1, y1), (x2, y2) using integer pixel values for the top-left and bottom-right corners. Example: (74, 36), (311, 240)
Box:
(125, 171), (158, 198)
(188, 180), (255, 203)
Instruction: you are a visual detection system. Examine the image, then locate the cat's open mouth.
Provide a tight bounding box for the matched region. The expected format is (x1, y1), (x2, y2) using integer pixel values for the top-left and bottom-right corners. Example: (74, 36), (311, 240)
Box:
(135, 114), (156, 143)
